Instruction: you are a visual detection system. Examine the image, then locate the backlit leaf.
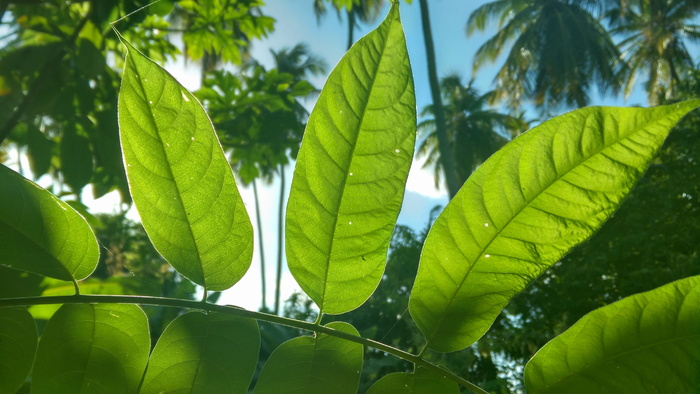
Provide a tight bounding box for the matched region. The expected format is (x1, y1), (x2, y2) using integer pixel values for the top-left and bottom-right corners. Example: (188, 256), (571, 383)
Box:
(31, 304), (150, 393)
(141, 311), (260, 394)
(366, 367), (459, 394)
(409, 100), (700, 352)
(0, 308), (37, 394)
(254, 322), (363, 394)
(525, 275), (700, 393)
(117, 36), (253, 291)
(0, 164), (98, 281)
(285, 2), (415, 314)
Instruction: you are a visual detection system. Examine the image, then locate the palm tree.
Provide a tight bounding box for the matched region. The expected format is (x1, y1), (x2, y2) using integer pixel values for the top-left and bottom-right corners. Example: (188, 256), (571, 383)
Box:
(313, 0), (385, 49)
(466, 0), (623, 112)
(418, 0), (461, 199)
(417, 74), (530, 188)
(606, 0), (700, 103)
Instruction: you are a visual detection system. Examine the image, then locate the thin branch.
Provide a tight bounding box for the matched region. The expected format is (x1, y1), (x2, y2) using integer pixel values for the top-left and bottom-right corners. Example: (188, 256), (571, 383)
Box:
(0, 294), (488, 394)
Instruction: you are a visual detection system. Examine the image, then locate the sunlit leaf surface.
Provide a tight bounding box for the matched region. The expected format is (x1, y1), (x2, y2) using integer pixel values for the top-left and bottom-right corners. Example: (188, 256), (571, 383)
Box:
(0, 308), (37, 393)
(0, 164), (98, 281)
(525, 275), (700, 393)
(366, 367), (459, 393)
(117, 36), (253, 291)
(409, 100), (700, 352)
(141, 311), (260, 393)
(31, 304), (150, 393)
(254, 322), (363, 394)
(286, 3), (415, 314)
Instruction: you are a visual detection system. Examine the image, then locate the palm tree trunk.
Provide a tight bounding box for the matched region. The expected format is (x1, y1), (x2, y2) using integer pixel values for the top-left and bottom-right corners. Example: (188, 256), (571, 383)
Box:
(274, 164), (286, 315)
(347, 10), (355, 50)
(252, 180), (267, 311)
(418, 0), (460, 199)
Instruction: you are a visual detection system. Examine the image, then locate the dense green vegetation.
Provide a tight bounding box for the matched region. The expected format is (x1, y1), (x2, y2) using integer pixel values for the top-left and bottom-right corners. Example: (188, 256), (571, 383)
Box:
(1, 0), (699, 393)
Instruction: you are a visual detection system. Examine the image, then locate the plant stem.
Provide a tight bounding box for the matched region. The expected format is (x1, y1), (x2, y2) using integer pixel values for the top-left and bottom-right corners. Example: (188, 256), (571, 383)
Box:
(0, 294), (487, 394)
(273, 163), (285, 315)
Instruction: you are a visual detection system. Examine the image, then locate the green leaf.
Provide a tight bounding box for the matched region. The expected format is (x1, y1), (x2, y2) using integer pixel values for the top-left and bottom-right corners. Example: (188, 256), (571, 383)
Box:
(141, 311), (260, 394)
(409, 100), (700, 352)
(60, 126), (94, 192)
(254, 322), (363, 394)
(0, 308), (37, 394)
(31, 304), (150, 393)
(285, 2), (415, 314)
(117, 36), (253, 291)
(0, 164), (99, 281)
(366, 367), (460, 394)
(525, 275), (700, 393)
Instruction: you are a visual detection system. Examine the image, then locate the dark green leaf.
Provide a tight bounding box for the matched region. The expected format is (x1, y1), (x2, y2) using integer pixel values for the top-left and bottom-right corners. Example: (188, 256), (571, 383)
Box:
(60, 126), (93, 192)
(31, 304), (150, 393)
(0, 308), (37, 394)
(366, 367), (460, 394)
(0, 164), (99, 281)
(254, 322), (363, 394)
(141, 311), (260, 394)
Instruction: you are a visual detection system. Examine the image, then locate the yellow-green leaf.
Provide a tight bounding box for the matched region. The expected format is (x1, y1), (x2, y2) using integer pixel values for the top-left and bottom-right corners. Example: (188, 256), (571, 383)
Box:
(409, 100), (700, 352)
(285, 2), (415, 314)
(117, 36), (253, 291)
(525, 275), (700, 393)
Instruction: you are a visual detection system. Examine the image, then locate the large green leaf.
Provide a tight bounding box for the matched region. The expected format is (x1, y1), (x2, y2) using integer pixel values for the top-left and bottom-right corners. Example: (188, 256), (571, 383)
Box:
(31, 304), (150, 393)
(141, 311), (260, 393)
(409, 100), (700, 352)
(254, 322), (363, 394)
(285, 2), (415, 314)
(366, 367), (460, 394)
(0, 164), (98, 281)
(0, 308), (37, 394)
(117, 36), (253, 291)
(525, 275), (700, 393)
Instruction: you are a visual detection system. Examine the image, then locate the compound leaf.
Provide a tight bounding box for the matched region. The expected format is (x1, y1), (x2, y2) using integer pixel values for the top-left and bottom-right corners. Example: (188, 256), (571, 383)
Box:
(31, 304), (150, 393)
(0, 164), (98, 281)
(366, 367), (459, 394)
(254, 322), (363, 394)
(525, 275), (700, 393)
(117, 36), (253, 291)
(409, 100), (700, 352)
(0, 308), (37, 394)
(285, 2), (415, 314)
(141, 311), (260, 394)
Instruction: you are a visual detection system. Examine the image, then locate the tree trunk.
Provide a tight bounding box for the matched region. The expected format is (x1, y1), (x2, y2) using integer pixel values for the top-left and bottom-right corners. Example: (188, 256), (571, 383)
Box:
(274, 164), (286, 315)
(252, 180), (267, 311)
(418, 0), (460, 199)
(347, 10), (355, 50)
